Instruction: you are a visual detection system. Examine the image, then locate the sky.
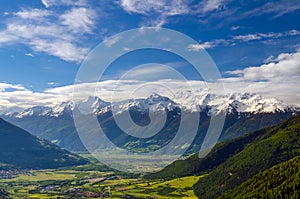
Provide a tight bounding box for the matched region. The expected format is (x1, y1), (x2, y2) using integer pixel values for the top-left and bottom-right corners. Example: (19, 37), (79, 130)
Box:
(0, 0), (299, 110)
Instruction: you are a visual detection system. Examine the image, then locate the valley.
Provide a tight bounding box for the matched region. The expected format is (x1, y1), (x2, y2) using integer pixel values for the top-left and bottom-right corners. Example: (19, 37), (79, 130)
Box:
(0, 164), (203, 199)
(1, 115), (300, 198)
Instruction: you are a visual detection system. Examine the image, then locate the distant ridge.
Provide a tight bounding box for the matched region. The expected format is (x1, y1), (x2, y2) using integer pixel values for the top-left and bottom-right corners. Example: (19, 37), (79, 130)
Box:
(1, 93), (299, 153)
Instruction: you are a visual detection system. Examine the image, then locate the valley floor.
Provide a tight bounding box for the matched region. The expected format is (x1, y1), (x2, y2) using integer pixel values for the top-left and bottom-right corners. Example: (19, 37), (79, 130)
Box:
(0, 165), (203, 198)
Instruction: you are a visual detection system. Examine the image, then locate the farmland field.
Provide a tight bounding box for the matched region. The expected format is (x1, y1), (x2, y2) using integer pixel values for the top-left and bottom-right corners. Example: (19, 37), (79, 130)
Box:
(0, 163), (204, 198)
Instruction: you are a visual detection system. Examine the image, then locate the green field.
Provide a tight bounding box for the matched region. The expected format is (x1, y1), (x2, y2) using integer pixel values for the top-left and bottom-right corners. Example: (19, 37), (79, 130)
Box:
(105, 175), (203, 198)
(0, 164), (204, 198)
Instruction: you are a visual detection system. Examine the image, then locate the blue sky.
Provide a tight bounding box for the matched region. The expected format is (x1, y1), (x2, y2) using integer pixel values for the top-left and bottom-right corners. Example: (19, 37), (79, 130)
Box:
(0, 0), (299, 108)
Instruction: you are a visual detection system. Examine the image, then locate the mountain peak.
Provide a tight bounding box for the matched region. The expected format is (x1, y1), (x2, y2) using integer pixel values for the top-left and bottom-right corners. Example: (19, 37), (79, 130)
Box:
(16, 106), (52, 118)
(172, 91), (298, 114)
(51, 101), (74, 117)
(1, 92), (299, 118)
(145, 93), (173, 104)
(77, 96), (110, 115)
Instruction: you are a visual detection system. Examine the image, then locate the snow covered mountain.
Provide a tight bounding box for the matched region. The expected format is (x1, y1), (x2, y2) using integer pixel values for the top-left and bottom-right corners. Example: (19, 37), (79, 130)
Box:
(4, 92), (298, 118)
(172, 91), (298, 114)
(1, 92), (299, 152)
(111, 93), (181, 114)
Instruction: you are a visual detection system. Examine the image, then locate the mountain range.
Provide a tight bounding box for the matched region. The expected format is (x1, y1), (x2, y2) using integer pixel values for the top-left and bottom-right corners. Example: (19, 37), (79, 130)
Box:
(1, 92), (299, 153)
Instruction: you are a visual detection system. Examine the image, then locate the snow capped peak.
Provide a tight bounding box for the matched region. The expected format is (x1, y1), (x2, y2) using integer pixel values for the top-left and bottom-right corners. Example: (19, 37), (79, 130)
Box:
(51, 101), (74, 117)
(112, 93), (180, 114)
(85, 96), (106, 104)
(172, 90), (298, 114)
(225, 92), (297, 113)
(16, 106), (52, 118)
(12, 97), (111, 118)
(0, 106), (24, 116)
(77, 96), (110, 114)
(1, 92), (299, 119)
(145, 93), (176, 106)
(146, 93), (168, 101)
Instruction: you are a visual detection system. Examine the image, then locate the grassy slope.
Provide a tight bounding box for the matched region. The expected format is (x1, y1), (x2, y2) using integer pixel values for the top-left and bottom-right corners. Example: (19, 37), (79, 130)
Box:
(0, 118), (88, 169)
(219, 156), (300, 198)
(145, 123), (268, 179)
(193, 115), (300, 198)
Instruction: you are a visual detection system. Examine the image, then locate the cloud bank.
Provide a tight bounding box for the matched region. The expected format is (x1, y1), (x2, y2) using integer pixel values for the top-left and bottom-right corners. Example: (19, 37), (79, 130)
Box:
(0, 48), (299, 112)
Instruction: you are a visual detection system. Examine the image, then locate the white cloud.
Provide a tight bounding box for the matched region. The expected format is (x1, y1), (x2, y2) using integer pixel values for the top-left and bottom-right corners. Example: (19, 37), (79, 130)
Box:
(103, 35), (121, 47)
(41, 0), (50, 8)
(189, 30), (300, 49)
(227, 49), (300, 81)
(14, 8), (51, 19)
(29, 39), (88, 62)
(0, 6), (96, 62)
(289, 30), (300, 36)
(119, 0), (190, 27)
(48, 82), (57, 86)
(119, 0), (229, 16)
(233, 32), (287, 42)
(233, 34), (262, 41)
(41, 0), (88, 8)
(0, 32), (18, 44)
(119, 64), (186, 81)
(120, 0), (190, 16)
(118, 0), (232, 27)
(25, 53), (34, 57)
(60, 7), (96, 33)
(224, 49), (300, 105)
(188, 39), (229, 51)
(188, 43), (214, 51)
(243, 0), (300, 18)
(198, 0), (225, 13)
(0, 83), (69, 112)
(231, 26), (243, 31)
(0, 83), (27, 92)
(0, 22), (86, 62)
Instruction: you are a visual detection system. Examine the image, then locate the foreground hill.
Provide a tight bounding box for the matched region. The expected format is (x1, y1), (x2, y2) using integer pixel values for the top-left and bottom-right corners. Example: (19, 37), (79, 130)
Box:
(220, 156), (300, 198)
(145, 125), (267, 179)
(0, 118), (88, 169)
(193, 115), (300, 198)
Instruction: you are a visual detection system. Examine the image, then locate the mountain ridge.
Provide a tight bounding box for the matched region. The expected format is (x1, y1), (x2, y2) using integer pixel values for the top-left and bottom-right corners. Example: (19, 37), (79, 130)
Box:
(0, 118), (88, 169)
(193, 115), (300, 198)
(2, 92), (299, 117)
(1, 92), (299, 153)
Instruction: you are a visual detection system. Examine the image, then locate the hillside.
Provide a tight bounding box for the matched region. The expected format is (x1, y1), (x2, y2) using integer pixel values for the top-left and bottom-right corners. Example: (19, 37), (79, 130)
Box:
(220, 156), (300, 198)
(144, 126), (267, 179)
(0, 118), (88, 169)
(193, 115), (300, 198)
